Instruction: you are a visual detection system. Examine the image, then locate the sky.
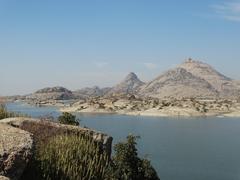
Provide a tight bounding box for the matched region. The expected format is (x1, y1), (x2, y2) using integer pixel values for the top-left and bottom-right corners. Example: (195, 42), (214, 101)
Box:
(0, 0), (240, 95)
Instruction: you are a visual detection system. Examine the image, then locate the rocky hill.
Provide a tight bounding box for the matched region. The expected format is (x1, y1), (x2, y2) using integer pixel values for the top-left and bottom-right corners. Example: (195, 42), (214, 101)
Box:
(139, 59), (240, 99)
(178, 59), (240, 97)
(106, 72), (144, 96)
(26, 86), (74, 101)
(139, 67), (218, 99)
(73, 86), (111, 98)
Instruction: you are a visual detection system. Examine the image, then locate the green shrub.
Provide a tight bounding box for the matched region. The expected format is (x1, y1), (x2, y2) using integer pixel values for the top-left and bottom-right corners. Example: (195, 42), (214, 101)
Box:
(20, 121), (159, 180)
(58, 112), (79, 126)
(112, 135), (160, 180)
(36, 134), (159, 180)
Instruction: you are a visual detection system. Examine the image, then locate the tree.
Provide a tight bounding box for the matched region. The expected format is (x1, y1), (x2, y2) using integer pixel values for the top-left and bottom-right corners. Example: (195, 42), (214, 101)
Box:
(58, 112), (79, 126)
(112, 135), (160, 180)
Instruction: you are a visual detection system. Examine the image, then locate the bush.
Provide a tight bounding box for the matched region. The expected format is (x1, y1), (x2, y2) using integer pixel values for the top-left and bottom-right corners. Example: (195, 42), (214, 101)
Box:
(38, 134), (112, 180)
(58, 112), (79, 126)
(20, 120), (114, 180)
(112, 135), (160, 180)
(20, 121), (159, 180)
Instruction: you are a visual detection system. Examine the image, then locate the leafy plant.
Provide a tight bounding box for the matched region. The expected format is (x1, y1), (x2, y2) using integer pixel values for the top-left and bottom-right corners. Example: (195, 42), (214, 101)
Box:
(112, 135), (160, 180)
(58, 112), (79, 126)
(20, 120), (159, 180)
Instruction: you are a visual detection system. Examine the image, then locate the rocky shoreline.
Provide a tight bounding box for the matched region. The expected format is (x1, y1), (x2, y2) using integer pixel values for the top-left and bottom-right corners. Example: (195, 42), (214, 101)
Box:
(7, 94), (240, 118)
(56, 96), (240, 118)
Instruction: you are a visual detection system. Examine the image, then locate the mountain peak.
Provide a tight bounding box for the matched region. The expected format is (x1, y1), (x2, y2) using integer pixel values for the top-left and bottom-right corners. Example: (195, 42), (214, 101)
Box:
(107, 72), (144, 95)
(175, 58), (240, 97)
(182, 58), (208, 67)
(180, 58), (229, 78)
(185, 57), (194, 63)
(35, 86), (72, 94)
(139, 66), (217, 99)
(124, 72), (138, 81)
(122, 72), (143, 84)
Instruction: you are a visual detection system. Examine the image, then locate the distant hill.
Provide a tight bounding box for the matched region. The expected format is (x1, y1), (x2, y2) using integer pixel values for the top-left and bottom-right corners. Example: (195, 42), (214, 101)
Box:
(13, 59), (240, 101)
(139, 67), (218, 99)
(139, 59), (240, 99)
(106, 72), (144, 96)
(26, 86), (74, 100)
(73, 86), (111, 98)
(35, 87), (72, 94)
(178, 59), (240, 97)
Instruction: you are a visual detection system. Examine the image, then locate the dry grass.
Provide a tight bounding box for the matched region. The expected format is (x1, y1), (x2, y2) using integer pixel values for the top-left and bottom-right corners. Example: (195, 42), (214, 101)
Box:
(19, 120), (111, 180)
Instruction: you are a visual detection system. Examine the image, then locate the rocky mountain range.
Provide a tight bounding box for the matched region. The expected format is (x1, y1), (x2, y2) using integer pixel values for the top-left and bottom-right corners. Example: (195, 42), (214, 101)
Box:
(18, 59), (240, 101)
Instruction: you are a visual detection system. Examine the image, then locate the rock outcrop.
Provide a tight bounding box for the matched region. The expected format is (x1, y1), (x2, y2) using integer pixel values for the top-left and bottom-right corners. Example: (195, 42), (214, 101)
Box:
(179, 59), (240, 97)
(139, 67), (218, 99)
(0, 123), (33, 180)
(73, 86), (111, 99)
(26, 86), (74, 101)
(0, 117), (113, 179)
(107, 72), (144, 96)
(139, 59), (240, 99)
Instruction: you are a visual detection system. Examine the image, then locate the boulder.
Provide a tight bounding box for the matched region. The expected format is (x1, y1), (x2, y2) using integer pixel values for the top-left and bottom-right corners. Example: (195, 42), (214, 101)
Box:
(0, 123), (33, 180)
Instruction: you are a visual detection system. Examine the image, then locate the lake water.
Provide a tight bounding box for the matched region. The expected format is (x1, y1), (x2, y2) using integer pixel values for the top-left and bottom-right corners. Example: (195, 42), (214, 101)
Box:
(6, 102), (240, 180)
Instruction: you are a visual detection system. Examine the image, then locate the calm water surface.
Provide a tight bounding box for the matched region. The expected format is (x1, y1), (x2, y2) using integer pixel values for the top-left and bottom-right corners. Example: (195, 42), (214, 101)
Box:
(6, 102), (240, 180)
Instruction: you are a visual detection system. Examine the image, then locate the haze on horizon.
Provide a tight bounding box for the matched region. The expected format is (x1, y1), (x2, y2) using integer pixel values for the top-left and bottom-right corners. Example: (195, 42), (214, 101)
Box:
(0, 0), (240, 96)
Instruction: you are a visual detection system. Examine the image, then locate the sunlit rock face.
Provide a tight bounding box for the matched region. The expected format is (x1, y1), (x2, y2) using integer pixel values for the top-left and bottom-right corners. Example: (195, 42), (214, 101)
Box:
(107, 72), (145, 96)
(0, 122), (33, 180)
(139, 59), (240, 99)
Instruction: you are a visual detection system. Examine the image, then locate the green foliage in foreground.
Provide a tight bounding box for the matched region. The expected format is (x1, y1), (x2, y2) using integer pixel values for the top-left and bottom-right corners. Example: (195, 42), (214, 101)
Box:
(20, 113), (159, 180)
(21, 133), (160, 180)
(37, 134), (112, 180)
(112, 135), (160, 180)
(58, 112), (79, 126)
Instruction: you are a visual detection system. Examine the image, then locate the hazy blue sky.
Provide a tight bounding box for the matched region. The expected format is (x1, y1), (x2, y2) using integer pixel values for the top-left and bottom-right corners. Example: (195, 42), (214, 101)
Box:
(1, 0), (240, 95)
